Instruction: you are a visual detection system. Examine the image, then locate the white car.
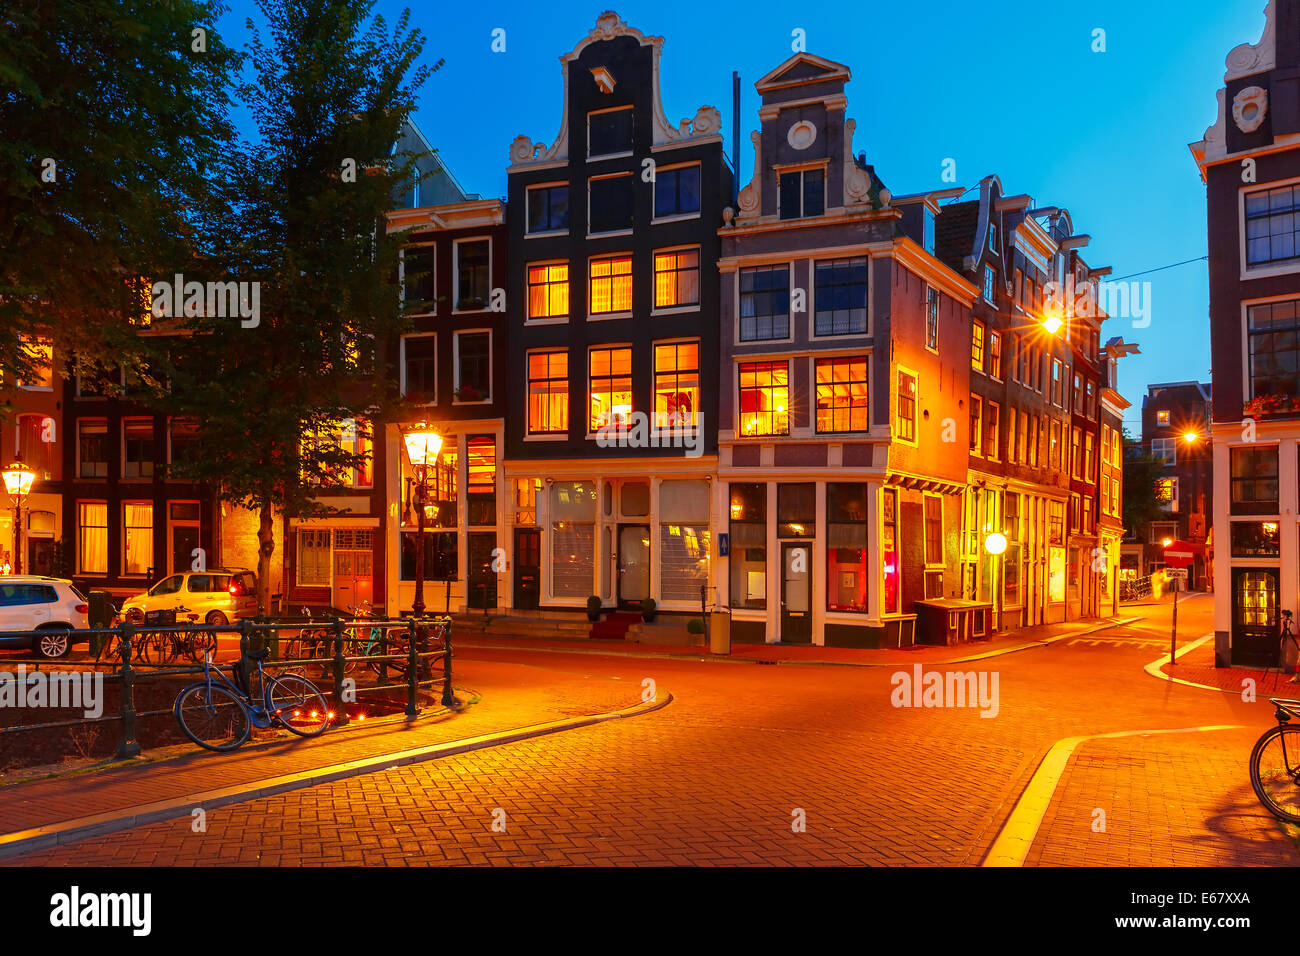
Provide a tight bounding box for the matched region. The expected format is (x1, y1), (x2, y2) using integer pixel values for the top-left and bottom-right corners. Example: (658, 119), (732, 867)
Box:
(120, 569), (258, 626)
(0, 576), (89, 658)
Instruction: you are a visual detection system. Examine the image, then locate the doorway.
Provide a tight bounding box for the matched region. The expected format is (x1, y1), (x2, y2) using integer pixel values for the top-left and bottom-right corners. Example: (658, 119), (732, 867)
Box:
(1231, 566), (1279, 668)
(468, 532), (498, 610)
(514, 528), (540, 610)
(332, 541), (373, 612)
(617, 524), (651, 608)
(781, 542), (812, 644)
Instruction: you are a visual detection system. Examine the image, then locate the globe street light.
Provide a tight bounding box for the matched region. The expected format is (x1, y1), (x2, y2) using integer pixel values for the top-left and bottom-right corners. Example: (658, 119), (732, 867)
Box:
(2, 458), (35, 575)
(401, 424), (443, 618)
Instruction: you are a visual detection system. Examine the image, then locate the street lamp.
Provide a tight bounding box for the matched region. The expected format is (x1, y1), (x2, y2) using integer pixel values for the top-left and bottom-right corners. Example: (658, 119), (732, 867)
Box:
(401, 424), (443, 618)
(1040, 312), (1065, 336)
(2, 458), (35, 575)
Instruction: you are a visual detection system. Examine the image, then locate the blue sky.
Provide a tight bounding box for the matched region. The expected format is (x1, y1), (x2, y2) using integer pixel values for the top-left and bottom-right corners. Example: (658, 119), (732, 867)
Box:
(216, 0), (1270, 431)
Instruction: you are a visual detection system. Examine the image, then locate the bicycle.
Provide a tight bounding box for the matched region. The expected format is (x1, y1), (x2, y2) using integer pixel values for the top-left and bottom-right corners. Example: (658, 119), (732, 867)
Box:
(173, 647), (331, 752)
(283, 606), (339, 678)
(1250, 697), (1300, 823)
(1262, 609), (1300, 689)
(137, 606), (217, 666)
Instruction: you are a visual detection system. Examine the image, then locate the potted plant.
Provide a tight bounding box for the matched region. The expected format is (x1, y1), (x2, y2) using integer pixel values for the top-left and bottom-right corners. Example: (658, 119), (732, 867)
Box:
(453, 384), (484, 402)
(686, 618), (705, 636)
(586, 595), (602, 622)
(640, 597), (657, 623)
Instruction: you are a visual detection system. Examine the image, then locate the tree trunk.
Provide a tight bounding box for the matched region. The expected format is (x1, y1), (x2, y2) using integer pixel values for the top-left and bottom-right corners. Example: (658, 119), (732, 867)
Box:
(256, 504), (275, 617)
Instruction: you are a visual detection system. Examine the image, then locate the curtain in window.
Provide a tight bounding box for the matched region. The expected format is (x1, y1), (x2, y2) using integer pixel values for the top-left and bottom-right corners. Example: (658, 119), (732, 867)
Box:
(78, 503), (108, 574)
(123, 503), (153, 575)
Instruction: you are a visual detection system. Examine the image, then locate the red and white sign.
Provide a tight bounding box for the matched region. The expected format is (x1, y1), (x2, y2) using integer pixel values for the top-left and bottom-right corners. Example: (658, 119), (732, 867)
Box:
(1163, 540), (1198, 569)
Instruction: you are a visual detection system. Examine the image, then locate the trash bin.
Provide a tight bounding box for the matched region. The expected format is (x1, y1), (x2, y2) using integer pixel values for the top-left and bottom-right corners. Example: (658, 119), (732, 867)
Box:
(708, 610), (731, 655)
(87, 590), (114, 655)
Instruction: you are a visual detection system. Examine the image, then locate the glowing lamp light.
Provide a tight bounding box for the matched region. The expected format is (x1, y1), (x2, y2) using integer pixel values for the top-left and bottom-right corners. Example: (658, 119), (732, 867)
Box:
(1162, 537), (1174, 548)
(2, 460), (35, 499)
(984, 532), (1008, 555)
(1041, 314), (1064, 336)
(402, 424), (443, 466)
(1183, 432), (1199, 443)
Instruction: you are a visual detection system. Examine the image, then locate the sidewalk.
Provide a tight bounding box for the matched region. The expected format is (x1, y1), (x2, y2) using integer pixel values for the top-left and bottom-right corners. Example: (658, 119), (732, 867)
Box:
(1158, 637), (1300, 697)
(459, 615), (1134, 666)
(0, 656), (644, 848)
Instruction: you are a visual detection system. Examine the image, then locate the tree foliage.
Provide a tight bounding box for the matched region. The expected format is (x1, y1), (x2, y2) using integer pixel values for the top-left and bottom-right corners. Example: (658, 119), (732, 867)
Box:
(0, 0), (237, 406)
(164, 0), (433, 611)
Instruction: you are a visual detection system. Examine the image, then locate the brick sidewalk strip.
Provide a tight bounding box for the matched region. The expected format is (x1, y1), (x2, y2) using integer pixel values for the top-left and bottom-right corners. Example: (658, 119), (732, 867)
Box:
(1153, 636), (1300, 698)
(0, 687), (671, 860)
(0, 657), (642, 844)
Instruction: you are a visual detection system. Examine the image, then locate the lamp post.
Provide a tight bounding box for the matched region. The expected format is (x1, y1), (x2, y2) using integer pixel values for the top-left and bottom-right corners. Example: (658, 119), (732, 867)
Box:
(2, 458), (35, 575)
(401, 424), (443, 618)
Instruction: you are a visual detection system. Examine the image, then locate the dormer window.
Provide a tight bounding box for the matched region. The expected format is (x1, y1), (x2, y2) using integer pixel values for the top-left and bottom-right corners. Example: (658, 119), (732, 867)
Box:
(923, 209), (936, 255)
(779, 167), (824, 220)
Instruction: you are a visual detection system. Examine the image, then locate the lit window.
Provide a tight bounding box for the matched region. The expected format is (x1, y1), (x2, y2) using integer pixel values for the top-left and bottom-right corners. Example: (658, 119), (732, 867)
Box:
(972, 319), (985, 371)
(78, 502), (108, 575)
(654, 249), (700, 308)
(970, 395), (983, 454)
(589, 347), (633, 432)
(896, 371), (917, 442)
(589, 255), (633, 315)
(989, 331), (1002, 378)
(827, 483), (869, 613)
(738, 361), (789, 437)
(924, 495), (943, 566)
(1156, 409), (1170, 426)
(297, 530), (331, 586)
(654, 342), (699, 430)
(123, 502), (153, 576)
(985, 402), (1000, 460)
(15, 340), (54, 389)
(527, 351), (568, 434)
(466, 436), (496, 526)
(527, 263), (569, 319)
(814, 357), (869, 433)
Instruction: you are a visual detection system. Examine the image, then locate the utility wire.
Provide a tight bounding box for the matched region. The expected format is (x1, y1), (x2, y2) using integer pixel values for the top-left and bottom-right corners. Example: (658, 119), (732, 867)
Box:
(1109, 256), (1207, 282)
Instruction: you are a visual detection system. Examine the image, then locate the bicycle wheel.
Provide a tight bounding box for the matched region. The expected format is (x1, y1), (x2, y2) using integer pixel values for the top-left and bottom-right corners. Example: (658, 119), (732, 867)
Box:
(1250, 724), (1300, 823)
(185, 630), (219, 664)
(94, 634), (121, 667)
(138, 633), (177, 666)
(174, 682), (251, 752)
(267, 673), (331, 737)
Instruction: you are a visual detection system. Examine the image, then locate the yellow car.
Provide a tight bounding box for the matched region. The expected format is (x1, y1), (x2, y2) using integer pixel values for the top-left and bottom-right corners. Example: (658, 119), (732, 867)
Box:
(120, 569), (258, 626)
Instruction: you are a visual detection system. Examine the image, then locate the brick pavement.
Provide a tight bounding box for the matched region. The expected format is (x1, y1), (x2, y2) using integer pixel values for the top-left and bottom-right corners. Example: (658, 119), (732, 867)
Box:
(0, 656), (639, 838)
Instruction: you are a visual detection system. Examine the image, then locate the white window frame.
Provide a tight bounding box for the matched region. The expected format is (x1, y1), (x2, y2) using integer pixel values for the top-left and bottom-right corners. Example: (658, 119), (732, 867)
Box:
(1239, 176), (1300, 280)
(451, 236), (492, 314)
(587, 251), (634, 321)
(895, 366), (919, 447)
(1151, 437), (1177, 466)
(734, 261), (796, 345)
(399, 332), (437, 403)
(809, 254), (871, 339)
(650, 244), (702, 315)
(652, 161), (703, 224)
(526, 181), (570, 237)
(525, 259), (571, 324)
(587, 171), (635, 238)
(452, 329), (493, 405)
(586, 104), (634, 161)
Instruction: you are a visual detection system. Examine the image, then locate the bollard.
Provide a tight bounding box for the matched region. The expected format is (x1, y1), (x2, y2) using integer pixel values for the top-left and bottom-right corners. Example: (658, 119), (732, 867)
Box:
(441, 618), (454, 708)
(331, 617), (348, 724)
(115, 623), (141, 759)
(405, 618), (419, 717)
(237, 618), (252, 693)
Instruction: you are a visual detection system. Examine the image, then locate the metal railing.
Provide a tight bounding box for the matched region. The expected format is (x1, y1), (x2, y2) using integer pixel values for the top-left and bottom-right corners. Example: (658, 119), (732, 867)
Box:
(1119, 575), (1153, 602)
(0, 614), (454, 761)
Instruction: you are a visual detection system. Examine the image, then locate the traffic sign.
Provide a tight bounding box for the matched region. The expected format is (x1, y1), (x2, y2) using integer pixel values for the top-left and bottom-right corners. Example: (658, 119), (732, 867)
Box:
(1166, 568), (1187, 580)
(1163, 539), (1198, 569)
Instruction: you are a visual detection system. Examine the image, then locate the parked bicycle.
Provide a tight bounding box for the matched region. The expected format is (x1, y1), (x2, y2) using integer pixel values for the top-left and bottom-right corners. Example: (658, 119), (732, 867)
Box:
(138, 605), (217, 665)
(1250, 697), (1300, 823)
(173, 647), (330, 752)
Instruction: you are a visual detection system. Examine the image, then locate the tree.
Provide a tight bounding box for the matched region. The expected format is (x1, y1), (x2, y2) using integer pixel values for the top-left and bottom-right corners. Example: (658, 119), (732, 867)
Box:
(164, 0), (432, 614)
(1121, 427), (1169, 541)
(0, 0), (237, 400)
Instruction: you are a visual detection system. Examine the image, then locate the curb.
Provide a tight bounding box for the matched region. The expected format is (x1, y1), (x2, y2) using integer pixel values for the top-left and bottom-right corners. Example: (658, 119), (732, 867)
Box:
(0, 690), (673, 861)
(459, 617), (1139, 669)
